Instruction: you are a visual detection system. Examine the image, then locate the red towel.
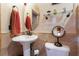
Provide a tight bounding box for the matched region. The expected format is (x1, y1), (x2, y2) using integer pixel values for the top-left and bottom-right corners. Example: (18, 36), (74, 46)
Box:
(10, 8), (21, 36)
(25, 16), (31, 32)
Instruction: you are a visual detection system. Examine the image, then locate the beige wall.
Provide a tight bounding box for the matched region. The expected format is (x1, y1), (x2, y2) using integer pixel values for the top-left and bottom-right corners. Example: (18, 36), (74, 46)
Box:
(38, 3), (73, 23)
(33, 4), (78, 56)
(0, 3), (39, 33)
(0, 4), (22, 52)
(0, 3), (33, 33)
(33, 3), (76, 34)
(0, 3), (24, 50)
(0, 3), (1, 55)
(0, 4), (1, 33)
(0, 3), (78, 56)
(0, 3), (40, 55)
(76, 5), (79, 55)
(0, 3), (39, 48)
(0, 33), (23, 56)
(1, 3), (24, 33)
(32, 33), (77, 56)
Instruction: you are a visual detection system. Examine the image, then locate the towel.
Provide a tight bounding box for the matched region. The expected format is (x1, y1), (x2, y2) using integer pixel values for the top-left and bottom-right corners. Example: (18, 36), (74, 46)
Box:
(25, 16), (31, 32)
(9, 6), (21, 36)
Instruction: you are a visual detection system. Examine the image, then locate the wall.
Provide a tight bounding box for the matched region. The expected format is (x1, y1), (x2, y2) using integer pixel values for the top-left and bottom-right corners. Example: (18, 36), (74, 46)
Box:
(32, 3), (78, 56)
(76, 4), (79, 55)
(33, 3), (76, 34)
(1, 3), (24, 33)
(0, 3), (34, 48)
(0, 3), (31, 55)
(32, 33), (77, 56)
(0, 3), (34, 33)
(0, 3), (40, 55)
(38, 3), (73, 23)
(0, 4), (1, 33)
(0, 3), (1, 55)
(0, 3), (24, 50)
(0, 3), (78, 56)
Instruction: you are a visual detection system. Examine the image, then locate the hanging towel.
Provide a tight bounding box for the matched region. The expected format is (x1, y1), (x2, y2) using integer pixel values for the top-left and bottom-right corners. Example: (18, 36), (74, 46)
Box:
(25, 15), (31, 32)
(9, 6), (21, 36)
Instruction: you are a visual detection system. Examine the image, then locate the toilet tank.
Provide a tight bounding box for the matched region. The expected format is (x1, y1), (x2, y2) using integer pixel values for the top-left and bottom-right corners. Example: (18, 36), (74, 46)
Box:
(45, 43), (70, 56)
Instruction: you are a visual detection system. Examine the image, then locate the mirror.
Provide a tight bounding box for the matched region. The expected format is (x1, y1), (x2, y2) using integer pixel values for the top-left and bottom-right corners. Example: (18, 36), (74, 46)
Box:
(52, 26), (65, 47)
(52, 26), (65, 38)
(32, 9), (40, 30)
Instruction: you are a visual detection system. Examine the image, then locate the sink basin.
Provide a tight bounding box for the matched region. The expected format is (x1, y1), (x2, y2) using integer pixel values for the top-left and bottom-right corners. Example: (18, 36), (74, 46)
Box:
(12, 35), (38, 43)
(12, 35), (38, 56)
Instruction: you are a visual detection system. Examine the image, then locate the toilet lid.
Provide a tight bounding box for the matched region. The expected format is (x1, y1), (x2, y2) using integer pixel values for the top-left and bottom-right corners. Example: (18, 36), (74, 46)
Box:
(45, 43), (70, 52)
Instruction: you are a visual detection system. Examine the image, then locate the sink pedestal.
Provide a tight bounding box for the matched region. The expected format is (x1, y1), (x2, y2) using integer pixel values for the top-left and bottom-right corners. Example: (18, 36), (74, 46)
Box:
(20, 42), (30, 56)
(12, 35), (38, 56)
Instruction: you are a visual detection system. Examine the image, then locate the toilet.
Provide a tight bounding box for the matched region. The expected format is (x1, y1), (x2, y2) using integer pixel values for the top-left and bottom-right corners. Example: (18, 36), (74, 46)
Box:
(45, 43), (70, 56)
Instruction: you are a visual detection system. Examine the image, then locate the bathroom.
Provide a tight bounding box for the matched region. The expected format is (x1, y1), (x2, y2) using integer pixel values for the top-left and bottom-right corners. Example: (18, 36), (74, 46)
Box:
(0, 3), (79, 56)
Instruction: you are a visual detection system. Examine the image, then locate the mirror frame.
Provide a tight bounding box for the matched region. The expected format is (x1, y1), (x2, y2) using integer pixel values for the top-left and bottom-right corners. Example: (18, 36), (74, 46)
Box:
(32, 9), (40, 30)
(52, 26), (65, 38)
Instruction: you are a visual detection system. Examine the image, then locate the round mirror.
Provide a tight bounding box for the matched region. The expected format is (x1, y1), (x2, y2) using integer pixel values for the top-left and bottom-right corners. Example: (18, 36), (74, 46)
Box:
(52, 26), (65, 38)
(52, 26), (65, 47)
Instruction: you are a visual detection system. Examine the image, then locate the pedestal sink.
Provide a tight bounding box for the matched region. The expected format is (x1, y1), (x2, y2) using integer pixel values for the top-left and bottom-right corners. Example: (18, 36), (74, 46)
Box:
(12, 35), (38, 56)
